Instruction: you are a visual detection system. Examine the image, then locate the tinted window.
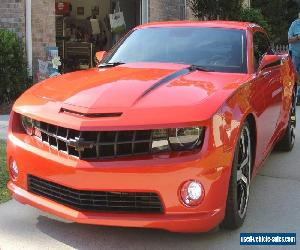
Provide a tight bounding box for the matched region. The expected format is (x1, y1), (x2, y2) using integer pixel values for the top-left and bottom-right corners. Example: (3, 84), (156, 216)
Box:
(104, 27), (247, 73)
(253, 32), (272, 70)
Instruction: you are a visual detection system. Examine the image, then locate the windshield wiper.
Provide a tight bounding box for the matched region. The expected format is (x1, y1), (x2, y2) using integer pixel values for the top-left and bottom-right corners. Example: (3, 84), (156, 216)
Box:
(98, 62), (125, 68)
(189, 65), (214, 72)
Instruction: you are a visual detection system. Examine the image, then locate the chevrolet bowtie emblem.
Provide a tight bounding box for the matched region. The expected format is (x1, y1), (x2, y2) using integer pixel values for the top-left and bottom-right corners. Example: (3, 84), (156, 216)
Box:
(67, 138), (94, 152)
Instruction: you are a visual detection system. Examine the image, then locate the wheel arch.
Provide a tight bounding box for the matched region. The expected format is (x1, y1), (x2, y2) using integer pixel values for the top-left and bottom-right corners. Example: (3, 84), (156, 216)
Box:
(245, 113), (257, 177)
(218, 102), (258, 177)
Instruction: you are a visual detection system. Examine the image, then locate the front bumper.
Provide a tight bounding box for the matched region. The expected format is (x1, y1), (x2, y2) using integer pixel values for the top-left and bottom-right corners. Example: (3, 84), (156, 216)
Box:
(8, 182), (223, 233)
(7, 132), (232, 233)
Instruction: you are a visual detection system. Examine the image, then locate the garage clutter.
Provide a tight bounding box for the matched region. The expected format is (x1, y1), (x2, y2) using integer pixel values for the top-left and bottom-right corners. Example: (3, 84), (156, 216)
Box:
(52, 0), (130, 75)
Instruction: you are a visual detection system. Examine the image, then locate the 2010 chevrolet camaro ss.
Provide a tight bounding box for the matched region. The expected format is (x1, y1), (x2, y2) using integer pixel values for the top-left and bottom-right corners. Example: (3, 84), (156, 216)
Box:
(7, 21), (297, 233)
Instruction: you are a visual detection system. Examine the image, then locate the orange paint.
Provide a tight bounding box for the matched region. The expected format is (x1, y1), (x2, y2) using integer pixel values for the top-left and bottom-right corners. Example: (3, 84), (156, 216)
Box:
(7, 21), (296, 232)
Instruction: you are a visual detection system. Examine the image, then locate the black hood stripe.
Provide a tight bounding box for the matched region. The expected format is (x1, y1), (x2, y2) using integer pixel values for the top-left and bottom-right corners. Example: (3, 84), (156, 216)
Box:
(137, 67), (195, 102)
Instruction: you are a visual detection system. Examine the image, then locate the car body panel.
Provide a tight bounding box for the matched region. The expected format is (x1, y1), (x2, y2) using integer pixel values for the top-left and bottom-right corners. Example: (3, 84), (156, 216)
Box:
(8, 182), (224, 233)
(13, 63), (252, 130)
(7, 21), (296, 232)
(137, 20), (251, 30)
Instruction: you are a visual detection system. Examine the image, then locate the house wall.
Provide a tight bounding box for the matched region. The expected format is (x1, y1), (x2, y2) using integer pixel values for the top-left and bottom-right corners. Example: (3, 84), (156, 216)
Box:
(31, 0), (56, 78)
(0, 0), (25, 38)
(149, 0), (185, 21)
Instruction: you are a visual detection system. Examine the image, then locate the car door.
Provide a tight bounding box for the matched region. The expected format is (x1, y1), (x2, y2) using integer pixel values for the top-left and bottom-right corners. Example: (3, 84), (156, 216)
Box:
(253, 32), (283, 154)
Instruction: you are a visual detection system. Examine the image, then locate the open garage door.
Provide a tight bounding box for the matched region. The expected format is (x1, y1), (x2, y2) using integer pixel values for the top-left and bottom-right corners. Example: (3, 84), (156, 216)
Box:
(54, 0), (147, 73)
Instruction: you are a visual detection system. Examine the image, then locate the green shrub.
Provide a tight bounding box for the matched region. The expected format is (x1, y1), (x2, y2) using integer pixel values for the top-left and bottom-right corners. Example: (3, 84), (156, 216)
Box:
(252, 0), (299, 44)
(239, 8), (272, 36)
(0, 29), (29, 104)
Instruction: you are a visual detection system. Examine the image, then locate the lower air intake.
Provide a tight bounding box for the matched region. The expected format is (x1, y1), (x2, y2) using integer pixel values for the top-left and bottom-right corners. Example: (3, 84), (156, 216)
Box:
(28, 175), (164, 214)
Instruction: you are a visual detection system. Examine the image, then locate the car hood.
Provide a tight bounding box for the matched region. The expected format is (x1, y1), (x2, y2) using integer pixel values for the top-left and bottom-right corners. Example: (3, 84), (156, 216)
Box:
(31, 63), (189, 112)
(15, 62), (252, 129)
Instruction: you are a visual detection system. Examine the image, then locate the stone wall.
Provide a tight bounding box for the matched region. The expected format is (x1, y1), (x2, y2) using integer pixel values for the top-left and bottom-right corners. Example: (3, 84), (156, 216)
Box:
(31, 0), (56, 79)
(0, 0), (25, 38)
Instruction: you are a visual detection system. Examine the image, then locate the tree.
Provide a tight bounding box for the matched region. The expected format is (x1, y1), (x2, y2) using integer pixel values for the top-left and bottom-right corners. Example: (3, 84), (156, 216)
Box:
(189, 0), (216, 20)
(239, 8), (271, 34)
(189, 0), (243, 20)
(219, 0), (243, 20)
(251, 0), (300, 43)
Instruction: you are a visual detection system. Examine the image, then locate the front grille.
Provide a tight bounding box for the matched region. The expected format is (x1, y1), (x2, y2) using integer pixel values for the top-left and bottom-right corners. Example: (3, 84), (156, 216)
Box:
(33, 121), (165, 160)
(28, 175), (164, 213)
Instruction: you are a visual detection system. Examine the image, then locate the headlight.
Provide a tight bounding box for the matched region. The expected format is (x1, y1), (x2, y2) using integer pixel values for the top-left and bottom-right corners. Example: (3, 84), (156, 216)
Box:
(169, 127), (204, 151)
(151, 129), (170, 152)
(151, 127), (204, 152)
(21, 115), (34, 135)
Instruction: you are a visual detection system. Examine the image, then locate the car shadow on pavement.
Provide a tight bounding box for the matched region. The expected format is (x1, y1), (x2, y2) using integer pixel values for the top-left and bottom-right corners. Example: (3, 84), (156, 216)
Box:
(35, 215), (231, 250)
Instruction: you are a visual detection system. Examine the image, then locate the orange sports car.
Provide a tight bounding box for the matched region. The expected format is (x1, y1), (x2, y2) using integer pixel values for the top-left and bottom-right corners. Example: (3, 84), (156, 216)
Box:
(7, 21), (297, 233)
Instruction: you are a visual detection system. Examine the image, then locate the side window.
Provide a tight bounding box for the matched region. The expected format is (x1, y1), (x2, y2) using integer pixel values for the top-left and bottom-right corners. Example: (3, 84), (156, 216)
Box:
(253, 32), (272, 71)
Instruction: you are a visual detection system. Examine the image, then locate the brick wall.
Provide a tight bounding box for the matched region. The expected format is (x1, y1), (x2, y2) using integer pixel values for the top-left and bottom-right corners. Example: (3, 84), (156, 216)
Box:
(31, 0), (56, 79)
(0, 0), (25, 38)
(0, 0), (56, 80)
(186, 3), (196, 20)
(149, 0), (181, 21)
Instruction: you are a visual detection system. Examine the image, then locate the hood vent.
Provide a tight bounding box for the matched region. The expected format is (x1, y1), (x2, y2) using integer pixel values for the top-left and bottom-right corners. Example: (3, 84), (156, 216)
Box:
(61, 108), (122, 118)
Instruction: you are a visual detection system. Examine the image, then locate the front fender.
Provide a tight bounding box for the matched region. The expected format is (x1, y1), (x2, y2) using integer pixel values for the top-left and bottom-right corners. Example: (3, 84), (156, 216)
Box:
(213, 84), (258, 176)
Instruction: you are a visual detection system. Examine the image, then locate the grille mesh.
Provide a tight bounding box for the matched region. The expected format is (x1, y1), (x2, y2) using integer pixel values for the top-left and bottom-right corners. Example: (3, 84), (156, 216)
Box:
(34, 121), (162, 160)
(28, 175), (164, 213)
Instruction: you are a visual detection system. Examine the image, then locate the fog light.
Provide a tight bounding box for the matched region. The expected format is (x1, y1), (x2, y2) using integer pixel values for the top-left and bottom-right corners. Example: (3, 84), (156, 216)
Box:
(180, 180), (204, 207)
(10, 160), (19, 180)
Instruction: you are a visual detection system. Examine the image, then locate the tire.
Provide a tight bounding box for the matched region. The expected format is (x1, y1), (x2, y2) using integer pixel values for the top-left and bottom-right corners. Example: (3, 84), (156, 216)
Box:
(221, 121), (252, 230)
(276, 93), (296, 152)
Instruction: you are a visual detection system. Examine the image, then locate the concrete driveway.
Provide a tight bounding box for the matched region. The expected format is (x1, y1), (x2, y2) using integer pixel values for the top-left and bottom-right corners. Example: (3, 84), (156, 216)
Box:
(0, 111), (299, 250)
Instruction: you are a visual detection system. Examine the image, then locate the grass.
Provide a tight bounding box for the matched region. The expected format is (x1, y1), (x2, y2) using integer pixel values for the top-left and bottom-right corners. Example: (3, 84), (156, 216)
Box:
(0, 140), (10, 203)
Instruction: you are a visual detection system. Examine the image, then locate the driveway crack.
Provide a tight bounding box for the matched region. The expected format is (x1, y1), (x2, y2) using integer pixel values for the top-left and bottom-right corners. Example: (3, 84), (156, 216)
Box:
(257, 173), (300, 183)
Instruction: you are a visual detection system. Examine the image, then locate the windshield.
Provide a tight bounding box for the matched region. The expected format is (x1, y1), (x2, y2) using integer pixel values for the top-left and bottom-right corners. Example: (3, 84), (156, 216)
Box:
(103, 27), (247, 73)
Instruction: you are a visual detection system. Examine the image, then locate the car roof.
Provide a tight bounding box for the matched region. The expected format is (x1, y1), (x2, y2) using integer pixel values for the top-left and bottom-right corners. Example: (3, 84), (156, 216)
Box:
(137, 20), (258, 31)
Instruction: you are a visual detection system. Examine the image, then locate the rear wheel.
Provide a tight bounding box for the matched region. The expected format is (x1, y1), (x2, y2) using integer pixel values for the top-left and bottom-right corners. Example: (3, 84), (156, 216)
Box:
(276, 93), (296, 152)
(221, 121), (252, 230)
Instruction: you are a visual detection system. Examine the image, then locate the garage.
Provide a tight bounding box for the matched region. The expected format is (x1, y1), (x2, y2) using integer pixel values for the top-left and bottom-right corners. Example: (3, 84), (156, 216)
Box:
(54, 0), (148, 73)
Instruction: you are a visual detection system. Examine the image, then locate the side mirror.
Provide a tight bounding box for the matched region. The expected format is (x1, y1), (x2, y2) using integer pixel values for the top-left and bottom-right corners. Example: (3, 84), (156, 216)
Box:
(95, 51), (107, 65)
(259, 54), (282, 72)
